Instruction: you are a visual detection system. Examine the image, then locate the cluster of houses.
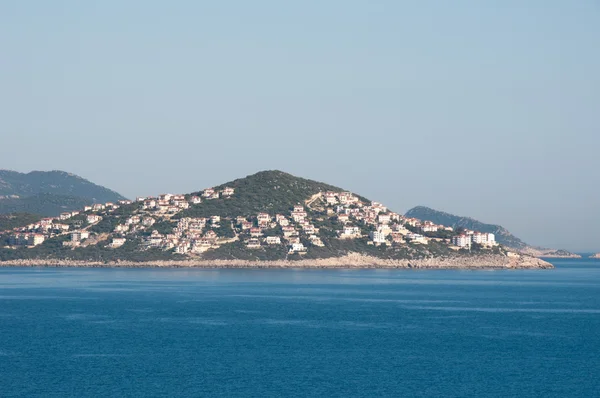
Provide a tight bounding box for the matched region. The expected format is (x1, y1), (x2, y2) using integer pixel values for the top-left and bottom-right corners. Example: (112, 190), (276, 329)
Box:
(319, 191), (497, 249)
(324, 192), (447, 246)
(238, 205), (325, 253)
(135, 204), (324, 255)
(2, 185), (497, 254)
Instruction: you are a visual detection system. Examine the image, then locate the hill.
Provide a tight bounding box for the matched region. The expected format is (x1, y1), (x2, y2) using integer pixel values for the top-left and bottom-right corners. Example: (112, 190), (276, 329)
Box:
(0, 170), (551, 268)
(405, 206), (579, 257)
(0, 213), (42, 232)
(180, 170), (357, 218)
(405, 206), (528, 249)
(0, 170), (126, 216)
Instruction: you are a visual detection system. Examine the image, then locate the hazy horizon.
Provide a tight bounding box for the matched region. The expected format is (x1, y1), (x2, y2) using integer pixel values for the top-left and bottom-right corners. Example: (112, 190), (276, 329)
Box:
(1, 1), (599, 252)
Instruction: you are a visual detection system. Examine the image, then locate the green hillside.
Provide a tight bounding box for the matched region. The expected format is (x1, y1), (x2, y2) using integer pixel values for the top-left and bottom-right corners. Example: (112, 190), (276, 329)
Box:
(0, 213), (42, 232)
(0, 170), (126, 216)
(0, 193), (93, 217)
(405, 206), (528, 249)
(179, 170), (357, 218)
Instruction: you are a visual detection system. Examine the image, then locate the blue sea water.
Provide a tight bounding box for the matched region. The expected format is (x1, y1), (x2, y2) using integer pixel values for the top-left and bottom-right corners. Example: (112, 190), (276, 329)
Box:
(1, 259), (599, 397)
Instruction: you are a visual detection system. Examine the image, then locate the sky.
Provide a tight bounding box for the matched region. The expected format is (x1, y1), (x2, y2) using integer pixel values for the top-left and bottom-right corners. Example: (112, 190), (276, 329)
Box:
(1, 1), (599, 252)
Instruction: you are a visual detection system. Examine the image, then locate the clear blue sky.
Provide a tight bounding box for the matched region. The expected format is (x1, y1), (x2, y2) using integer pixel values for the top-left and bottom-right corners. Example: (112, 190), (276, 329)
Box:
(1, 1), (599, 252)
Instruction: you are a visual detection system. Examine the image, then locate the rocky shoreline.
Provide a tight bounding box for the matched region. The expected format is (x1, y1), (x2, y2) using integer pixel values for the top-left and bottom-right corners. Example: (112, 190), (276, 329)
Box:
(0, 253), (553, 269)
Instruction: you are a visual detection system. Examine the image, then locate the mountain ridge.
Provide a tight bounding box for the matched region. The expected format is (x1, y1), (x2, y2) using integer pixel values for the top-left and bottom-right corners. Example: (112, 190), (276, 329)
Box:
(405, 206), (579, 258)
(0, 169), (127, 216)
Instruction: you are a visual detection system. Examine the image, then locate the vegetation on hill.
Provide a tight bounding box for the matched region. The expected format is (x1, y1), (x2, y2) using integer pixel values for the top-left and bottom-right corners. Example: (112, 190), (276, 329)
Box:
(179, 170), (360, 218)
(0, 194), (92, 217)
(0, 170), (127, 216)
(405, 206), (529, 249)
(0, 213), (42, 232)
(0, 170), (126, 201)
(0, 235), (183, 263)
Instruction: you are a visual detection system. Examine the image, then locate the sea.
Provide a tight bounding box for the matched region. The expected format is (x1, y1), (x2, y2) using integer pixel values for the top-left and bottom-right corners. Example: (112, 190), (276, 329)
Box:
(1, 258), (599, 397)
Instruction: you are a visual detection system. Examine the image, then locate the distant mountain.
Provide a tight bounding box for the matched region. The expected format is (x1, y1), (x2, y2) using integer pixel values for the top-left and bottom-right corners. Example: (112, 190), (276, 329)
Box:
(405, 206), (529, 249)
(0, 193), (93, 217)
(405, 206), (579, 257)
(0, 170), (126, 216)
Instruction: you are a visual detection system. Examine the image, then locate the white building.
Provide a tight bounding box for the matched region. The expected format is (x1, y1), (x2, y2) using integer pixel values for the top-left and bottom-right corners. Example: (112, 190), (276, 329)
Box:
(324, 192), (338, 205)
(340, 226), (361, 238)
(202, 188), (215, 198)
(87, 215), (102, 224)
(471, 232), (496, 246)
(406, 233), (427, 244)
(289, 242), (306, 253)
(452, 235), (471, 247)
(265, 236), (281, 245)
(377, 214), (391, 224)
(71, 231), (90, 242)
(370, 230), (387, 244)
(59, 212), (72, 220)
(29, 234), (46, 246)
(111, 238), (126, 248)
(222, 187), (235, 196)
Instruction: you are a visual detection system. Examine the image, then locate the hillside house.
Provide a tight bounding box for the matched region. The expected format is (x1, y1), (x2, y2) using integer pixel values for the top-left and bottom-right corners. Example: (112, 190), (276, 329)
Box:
(265, 236), (281, 245)
(289, 242), (306, 253)
(337, 213), (350, 224)
(276, 214), (289, 226)
(452, 235), (471, 247)
(111, 238), (126, 248)
(309, 235), (325, 247)
(340, 226), (361, 238)
(204, 230), (218, 242)
(282, 226), (297, 237)
(406, 233), (428, 244)
(202, 188), (215, 198)
(370, 229), (387, 244)
(324, 192), (338, 205)
(222, 187), (235, 196)
(87, 215), (102, 224)
(377, 214), (391, 224)
(71, 231), (90, 242)
(246, 239), (261, 249)
(114, 224), (129, 233)
(142, 217), (156, 227)
(59, 212), (72, 220)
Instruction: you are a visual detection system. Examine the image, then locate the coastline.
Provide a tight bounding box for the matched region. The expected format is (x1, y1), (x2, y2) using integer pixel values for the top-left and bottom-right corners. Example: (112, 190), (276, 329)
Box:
(0, 253), (554, 269)
(536, 255), (581, 259)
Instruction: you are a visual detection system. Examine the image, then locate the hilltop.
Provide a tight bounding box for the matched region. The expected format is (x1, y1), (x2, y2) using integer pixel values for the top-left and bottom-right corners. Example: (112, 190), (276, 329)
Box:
(0, 170), (126, 216)
(181, 170), (354, 218)
(405, 206), (579, 258)
(0, 171), (551, 268)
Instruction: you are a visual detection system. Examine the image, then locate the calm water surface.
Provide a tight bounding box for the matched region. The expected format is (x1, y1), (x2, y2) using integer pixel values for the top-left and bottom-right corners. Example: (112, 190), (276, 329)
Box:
(1, 258), (599, 397)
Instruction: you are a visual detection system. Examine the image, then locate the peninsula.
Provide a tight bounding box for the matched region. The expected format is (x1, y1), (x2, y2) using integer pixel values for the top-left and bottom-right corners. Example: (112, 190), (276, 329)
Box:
(0, 171), (552, 269)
